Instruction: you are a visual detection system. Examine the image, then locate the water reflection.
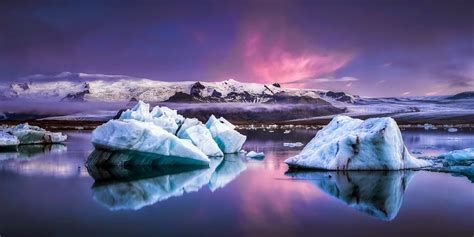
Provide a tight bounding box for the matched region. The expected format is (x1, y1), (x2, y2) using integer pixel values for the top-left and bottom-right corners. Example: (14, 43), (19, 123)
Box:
(0, 144), (67, 160)
(87, 150), (247, 210)
(286, 170), (414, 221)
(0, 144), (82, 177)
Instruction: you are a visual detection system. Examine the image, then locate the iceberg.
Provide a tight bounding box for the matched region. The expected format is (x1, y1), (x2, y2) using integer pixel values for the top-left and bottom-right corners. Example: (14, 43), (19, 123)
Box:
(285, 115), (431, 170)
(179, 125), (224, 157)
(91, 119), (210, 166)
(206, 115), (246, 153)
(286, 171), (413, 221)
(2, 123), (67, 145)
(89, 101), (247, 167)
(0, 131), (19, 149)
(246, 151), (265, 158)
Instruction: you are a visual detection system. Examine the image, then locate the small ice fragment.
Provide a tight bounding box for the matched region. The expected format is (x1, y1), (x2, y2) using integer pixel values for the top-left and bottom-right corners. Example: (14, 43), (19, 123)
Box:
(283, 142), (304, 147)
(423, 123), (437, 130)
(246, 151), (265, 158)
(447, 128), (458, 133)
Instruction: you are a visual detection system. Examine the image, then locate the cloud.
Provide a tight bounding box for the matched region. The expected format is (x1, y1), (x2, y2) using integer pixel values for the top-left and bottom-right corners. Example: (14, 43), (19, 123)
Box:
(402, 91), (411, 96)
(283, 76), (359, 85)
(240, 21), (354, 85)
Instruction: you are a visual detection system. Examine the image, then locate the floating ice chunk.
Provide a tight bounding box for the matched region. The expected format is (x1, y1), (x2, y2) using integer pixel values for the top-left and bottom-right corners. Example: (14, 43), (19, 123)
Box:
(447, 128), (458, 133)
(0, 131), (19, 149)
(283, 142), (304, 148)
(438, 148), (474, 166)
(206, 115), (246, 153)
(429, 148), (474, 182)
(285, 115), (431, 170)
(5, 123), (67, 144)
(286, 171), (414, 221)
(91, 119), (210, 166)
(246, 151), (265, 158)
(180, 125), (224, 157)
(423, 123), (437, 130)
(283, 130), (291, 134)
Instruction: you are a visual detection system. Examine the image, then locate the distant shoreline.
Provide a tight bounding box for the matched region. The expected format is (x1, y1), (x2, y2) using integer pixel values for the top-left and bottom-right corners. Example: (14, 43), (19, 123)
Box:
(1, 116), (473, 131)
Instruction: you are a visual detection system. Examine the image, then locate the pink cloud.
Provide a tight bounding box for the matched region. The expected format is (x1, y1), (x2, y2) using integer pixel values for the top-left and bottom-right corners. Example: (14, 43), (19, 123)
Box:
(240, 22), (354, 86)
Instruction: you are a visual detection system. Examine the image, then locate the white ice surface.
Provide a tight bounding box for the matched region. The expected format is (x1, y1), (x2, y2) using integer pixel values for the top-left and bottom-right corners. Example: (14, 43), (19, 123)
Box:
(180, 125), (224, 157)
(246, 151), (265, 158)
(0, 131), (19, 147)
(2, 123), (67, 144)
(285, 115), (431, 170)
(91, 119), (210, 166)
(206, 115), (246, 153)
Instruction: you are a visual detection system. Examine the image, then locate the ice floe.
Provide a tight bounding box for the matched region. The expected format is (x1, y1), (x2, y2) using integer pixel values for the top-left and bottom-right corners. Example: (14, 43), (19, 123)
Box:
(285, 115), (431, 170)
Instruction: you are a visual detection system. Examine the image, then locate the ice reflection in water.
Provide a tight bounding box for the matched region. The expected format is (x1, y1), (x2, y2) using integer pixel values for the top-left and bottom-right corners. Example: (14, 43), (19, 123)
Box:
(0, 144), (67, 160)
(286, 171), (414, 221)
(0, 144), (80, 177)
(87, 150), (246, 210)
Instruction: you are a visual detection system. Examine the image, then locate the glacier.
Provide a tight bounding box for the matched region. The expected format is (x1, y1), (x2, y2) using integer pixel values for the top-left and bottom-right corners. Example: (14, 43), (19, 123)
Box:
(89, 101), (246, 166)
(285, 115), (431, 170)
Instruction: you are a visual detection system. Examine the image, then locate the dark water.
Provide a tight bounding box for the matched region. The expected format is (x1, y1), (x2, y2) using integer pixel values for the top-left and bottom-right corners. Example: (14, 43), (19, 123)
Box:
(0, 128), (473, 237)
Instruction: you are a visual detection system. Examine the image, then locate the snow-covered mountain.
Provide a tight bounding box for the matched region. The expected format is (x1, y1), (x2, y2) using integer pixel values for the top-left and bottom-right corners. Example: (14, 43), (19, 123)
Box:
(0, 72), (356, 104)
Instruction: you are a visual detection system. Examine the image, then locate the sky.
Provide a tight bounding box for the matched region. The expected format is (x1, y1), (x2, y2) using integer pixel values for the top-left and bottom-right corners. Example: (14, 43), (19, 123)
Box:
(0, 0), (473, 97)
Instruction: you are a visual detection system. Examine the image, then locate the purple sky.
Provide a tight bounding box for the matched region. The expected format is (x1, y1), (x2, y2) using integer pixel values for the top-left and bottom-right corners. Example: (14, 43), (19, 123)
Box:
(0, 0), (473, 96)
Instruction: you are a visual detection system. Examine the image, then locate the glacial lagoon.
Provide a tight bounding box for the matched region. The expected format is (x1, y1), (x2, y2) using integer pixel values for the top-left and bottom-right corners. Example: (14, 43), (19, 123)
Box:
(0, 128), (472, 236)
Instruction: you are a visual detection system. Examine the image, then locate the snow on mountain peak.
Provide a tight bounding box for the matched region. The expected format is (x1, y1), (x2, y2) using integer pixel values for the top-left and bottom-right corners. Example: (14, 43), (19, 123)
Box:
(1, 72), (356, 104)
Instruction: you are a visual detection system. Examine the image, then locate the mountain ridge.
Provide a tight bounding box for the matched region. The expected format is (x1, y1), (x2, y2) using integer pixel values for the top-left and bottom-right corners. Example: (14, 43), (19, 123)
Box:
(0, 72), (356, 104)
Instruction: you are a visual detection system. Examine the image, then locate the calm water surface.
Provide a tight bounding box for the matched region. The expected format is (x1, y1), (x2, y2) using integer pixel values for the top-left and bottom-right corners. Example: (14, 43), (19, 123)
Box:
(0, 128), (473, 237)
